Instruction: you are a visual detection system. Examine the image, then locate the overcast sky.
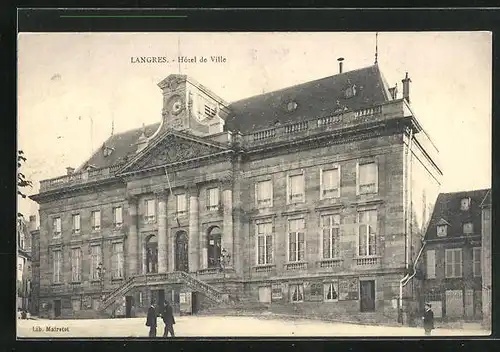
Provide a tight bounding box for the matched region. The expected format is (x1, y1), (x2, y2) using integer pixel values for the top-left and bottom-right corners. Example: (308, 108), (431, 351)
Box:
(18, 32), (492, 218)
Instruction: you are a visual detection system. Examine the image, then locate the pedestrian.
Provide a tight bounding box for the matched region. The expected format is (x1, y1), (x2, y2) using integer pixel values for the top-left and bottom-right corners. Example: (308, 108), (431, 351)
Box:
(161, 301), (176, 338)
(422, 302), (434, 336)
(145, 301), (157, 338)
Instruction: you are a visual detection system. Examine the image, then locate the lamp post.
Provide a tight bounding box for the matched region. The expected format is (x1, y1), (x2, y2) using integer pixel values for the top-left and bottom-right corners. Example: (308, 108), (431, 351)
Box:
(96, 263), (106, 302)
(218, 248), (231, 293)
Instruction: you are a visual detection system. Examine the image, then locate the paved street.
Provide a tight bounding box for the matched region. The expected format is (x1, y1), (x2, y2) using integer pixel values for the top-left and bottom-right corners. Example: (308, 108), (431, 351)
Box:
(17, 315), (490, 338)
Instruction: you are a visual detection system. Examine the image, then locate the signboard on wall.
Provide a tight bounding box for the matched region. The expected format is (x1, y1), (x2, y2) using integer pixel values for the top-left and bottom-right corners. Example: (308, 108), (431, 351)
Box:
(339, 278), (359, 301)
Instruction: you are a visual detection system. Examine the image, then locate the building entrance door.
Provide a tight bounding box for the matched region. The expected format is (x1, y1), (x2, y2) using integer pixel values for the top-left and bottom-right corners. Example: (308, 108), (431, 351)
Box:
(54, 299), (61, 317)
(125, 296), (133, 318)
(360, 280), (375, 312)
(175, 231), (189, 272)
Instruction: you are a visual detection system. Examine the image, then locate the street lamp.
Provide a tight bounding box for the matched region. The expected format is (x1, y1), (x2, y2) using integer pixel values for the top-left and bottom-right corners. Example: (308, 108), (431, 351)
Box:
(218, 248), (231, 292)
(96, 263), (106, 301)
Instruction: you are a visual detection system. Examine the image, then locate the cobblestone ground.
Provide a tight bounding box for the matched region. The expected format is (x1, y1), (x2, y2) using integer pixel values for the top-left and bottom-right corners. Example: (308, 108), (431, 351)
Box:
(17, 315), (490, 338)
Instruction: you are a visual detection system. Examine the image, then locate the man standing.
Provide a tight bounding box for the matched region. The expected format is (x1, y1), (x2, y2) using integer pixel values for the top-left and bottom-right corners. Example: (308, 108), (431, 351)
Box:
(146, 301), (157, 338)
(422, 302), (435, 336)
(161, 301), (176, 338)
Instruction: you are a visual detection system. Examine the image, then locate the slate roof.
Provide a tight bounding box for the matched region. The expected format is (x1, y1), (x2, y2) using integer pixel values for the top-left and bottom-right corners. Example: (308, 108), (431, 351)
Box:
(425, 189), (490, 241)
(224, 64), (392, 132)
(480, 189), (491, 208)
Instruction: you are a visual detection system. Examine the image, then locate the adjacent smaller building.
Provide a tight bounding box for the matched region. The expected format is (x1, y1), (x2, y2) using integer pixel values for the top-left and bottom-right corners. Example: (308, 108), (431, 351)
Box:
(480, 190), (491, 329)
(422, 189), (489, 322)
(17, 216), (32, 312)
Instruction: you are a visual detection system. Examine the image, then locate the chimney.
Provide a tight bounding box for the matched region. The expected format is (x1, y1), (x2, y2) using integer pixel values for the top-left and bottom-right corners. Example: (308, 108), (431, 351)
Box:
(29, 215), (37, 232)
(388, 83), (398, 100)
(66, 167), (75, 175)
(337, 57), (344, 74)
(402, 72), (411, 104)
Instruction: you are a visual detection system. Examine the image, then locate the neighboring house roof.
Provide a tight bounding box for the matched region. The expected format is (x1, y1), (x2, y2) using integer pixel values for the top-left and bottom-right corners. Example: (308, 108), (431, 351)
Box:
(76, 64), (393, 170)
(480, 189), (491, 208)
(225, 64), (392, 132)
(424, 188), (490, 241)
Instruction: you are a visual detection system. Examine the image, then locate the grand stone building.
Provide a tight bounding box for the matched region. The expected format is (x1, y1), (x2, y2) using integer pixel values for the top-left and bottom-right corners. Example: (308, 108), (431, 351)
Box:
(30, 62), (442, 322)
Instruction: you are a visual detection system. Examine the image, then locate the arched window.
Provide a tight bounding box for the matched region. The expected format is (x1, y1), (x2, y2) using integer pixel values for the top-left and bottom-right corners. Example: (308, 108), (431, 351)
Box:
(145, 235), (158, 273)
(207, 226), (222, 268)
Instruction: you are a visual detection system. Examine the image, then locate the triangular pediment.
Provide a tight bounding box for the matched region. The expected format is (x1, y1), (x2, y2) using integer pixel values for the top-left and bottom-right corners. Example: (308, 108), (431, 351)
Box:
(436, 218), (450, 226)
(120, 129), (230, 174)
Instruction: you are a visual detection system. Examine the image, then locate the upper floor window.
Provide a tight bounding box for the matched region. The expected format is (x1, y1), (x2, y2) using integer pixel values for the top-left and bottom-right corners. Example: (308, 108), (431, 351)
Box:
(176, 193), (187, 216)
(19, 231), (25, 250)
(463, 222), (474, 235)
(53, 217), (62, 237)
(71, 248), (82, 282)
(145, 199), (156, 222)
(320, 167), (340, 199)
(72, 214), (80, 234)
(426, 249), (436, 279)
(357, 209), (377, 257)
(445, 248), (463, 278)
(357, 162), (378, 195)
(111, 242), (124, 279)
(437, 224), (448, 237)
(256, 180), (273, 208)
(460, 197), (471, 211)
(321, 214), (341, 259)
(256, 221), (273, 265)
(473, 247), (481, 277)
(91, 211), (101, 232)
(288, 218), (305, 262)
(113, 207), (123, 228)
(90, 245), (102, 280)
(52, 250), (62, 283)
(207, 187), (220, 211)
(287, 172), (305, 204)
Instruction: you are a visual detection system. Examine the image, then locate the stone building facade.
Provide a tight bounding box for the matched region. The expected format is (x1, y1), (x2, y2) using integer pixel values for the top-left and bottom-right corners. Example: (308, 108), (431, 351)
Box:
(422, 189), (490, 322)
(480, 190), (491, 329)
(17, 216), (32, 312)
(31, 63), (441, 322)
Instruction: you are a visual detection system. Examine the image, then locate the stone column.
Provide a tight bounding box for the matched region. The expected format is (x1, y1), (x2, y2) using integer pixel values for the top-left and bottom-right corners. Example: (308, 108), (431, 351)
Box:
(188, 185), (199, 273)
(127, 195), (139, 277)
(157, 191), (168, 273)
(221, 176), (234, 267)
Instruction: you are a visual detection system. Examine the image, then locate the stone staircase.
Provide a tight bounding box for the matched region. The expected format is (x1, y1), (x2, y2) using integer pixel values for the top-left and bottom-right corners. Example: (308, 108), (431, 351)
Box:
(100, 271), (225, 311)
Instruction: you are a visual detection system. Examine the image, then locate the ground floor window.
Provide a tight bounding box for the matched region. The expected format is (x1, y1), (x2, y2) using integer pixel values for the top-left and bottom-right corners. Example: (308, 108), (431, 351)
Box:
(290, 283), (304, 303)
(324, 281), (339, 302)
(272, 284), (282, 300)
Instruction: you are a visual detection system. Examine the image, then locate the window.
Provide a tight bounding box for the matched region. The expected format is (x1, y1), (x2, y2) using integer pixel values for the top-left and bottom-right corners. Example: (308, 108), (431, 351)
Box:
(324, 281), (339, 302)
(271, 284), (282, 300)
(90, 245), (102, 280)
(111, 242), (124, 279)
(207, 187), (219, 211)
(207, 227), (222, 268)
(321, 214), (341, 259)
(310, 282), (323, 298)
(320, 167), (340, 199)
(463, 222), (474, 235)
(71, 248), (82, 282)
(256, 180), (273, 208)
(473, 247), (481, 277)
(288, 219), (305, 262)
(287, 173), (305, 204)
(256, 222), (273, 265)
(72, 214), (80, 234)
(53, 217), (62, 237)
(357, 162), (378, 195)
(113, 207), (123, 228)
(176, 194), (187, 216)
(426, 250), (436, 279)
(445, 248), (463, 278)
(53, 250), (62, 283)
(358, 210), (377, 256)
(461, 197), (471, 211)
(289, 283), (304, 303)
(437, 225), (447, 237)
(145, 200), (156, 222)
(91, 211), (101, 231)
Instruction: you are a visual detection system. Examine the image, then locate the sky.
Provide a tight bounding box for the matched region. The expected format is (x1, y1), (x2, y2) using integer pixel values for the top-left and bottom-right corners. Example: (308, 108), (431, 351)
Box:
(17, 32), (492, 218)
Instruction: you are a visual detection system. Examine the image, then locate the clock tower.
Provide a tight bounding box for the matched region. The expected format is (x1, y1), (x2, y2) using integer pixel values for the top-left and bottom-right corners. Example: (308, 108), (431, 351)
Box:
(157, 74), (230, 137)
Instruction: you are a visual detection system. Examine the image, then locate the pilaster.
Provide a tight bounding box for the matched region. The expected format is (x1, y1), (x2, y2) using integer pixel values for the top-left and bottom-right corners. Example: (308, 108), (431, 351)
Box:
(188, 185), (199, 272)
(126, 194), (139, 277)
(220, 175), (234, 267)
(156, 190), (168, 273)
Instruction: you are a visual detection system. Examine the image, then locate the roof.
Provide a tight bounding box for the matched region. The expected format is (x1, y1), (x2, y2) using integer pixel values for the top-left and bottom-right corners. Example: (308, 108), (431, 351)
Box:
(225, 64), (392, 132)
(480, 189), (491, 208)
(425, 188), (490, 241)
(77, 122), (161, 171)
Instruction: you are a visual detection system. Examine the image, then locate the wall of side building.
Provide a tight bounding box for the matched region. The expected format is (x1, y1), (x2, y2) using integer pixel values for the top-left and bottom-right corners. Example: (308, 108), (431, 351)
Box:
(481, 204), (491, 329)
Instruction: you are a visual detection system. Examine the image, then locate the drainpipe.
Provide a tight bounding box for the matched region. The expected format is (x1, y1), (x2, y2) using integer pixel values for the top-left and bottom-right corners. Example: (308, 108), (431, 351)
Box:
(403, 240), (427, 286)
(399, 125), (414, 321)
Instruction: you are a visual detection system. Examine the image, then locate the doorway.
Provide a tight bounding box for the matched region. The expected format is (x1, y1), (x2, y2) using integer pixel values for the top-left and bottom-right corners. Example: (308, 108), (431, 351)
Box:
(175, 231), (189, 272)
(54, 299), (61, 318)
(125, 296), (133, 318)
(207, 226), (222, 268)
(192, 291), (199, 314)
(145, 235), (158, 274)
(360, 280), (376, 312)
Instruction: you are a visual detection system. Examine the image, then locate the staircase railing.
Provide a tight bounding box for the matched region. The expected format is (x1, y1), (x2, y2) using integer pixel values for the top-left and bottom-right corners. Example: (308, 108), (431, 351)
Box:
(100, 271), (225, 311)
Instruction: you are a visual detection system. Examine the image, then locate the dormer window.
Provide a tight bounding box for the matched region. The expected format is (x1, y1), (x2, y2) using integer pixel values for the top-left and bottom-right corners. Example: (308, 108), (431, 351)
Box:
(463, 222), (474, 235)
(460, 197), (471, 211)
(437, 225), (447, 237)
(286, 101), (298, 112)
(103, 146), (114, 157)
(344, 85), (357, 98)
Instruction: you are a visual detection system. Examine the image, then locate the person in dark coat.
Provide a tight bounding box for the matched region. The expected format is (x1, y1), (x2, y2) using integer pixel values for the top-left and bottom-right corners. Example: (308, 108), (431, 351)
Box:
(161, 301), (175, 338)
(145, 302), (157, 338)
(422, 302), (434, 336)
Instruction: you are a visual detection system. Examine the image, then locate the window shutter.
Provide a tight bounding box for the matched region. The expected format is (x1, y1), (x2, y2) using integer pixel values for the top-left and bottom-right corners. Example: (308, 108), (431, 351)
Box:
(323, 228), (330, 259)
